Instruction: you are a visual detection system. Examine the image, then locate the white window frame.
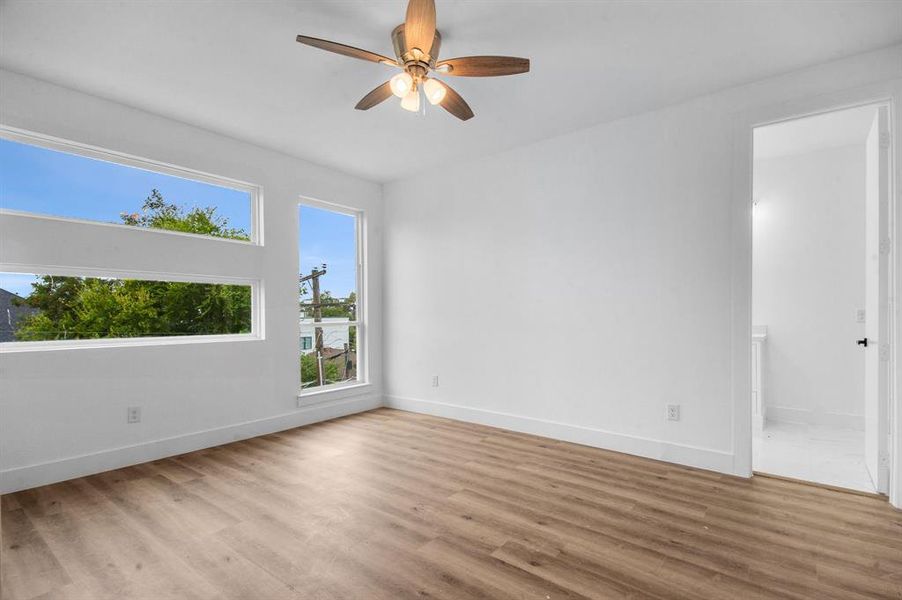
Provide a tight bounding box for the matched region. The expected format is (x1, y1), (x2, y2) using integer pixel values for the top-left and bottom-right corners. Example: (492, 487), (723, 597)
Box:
(0, 125), (265, 352)
(0, 125), (263, 246)
(0, 265), (263, 353)
(297, 197), (367, 399)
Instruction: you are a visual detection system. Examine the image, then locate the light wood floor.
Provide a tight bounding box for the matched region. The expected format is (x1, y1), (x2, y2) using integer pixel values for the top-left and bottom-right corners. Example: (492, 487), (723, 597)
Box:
(3, 408), (902, 600)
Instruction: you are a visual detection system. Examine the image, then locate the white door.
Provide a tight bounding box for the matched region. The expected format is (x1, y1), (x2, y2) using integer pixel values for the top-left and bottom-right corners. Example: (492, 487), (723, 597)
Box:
(864, 105), (890, 494)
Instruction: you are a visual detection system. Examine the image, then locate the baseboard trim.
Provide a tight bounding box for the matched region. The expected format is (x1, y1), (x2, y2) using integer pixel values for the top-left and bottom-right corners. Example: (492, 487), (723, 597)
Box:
(0, 393), (382, 494)
(766, 406), (864, 430)
(384, 395), (735, 475)
(753, 471), (882, 498)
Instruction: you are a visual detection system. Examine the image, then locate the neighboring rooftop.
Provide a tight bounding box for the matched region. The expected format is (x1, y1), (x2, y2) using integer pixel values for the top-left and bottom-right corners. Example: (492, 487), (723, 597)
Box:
(0, 288), (38, 343)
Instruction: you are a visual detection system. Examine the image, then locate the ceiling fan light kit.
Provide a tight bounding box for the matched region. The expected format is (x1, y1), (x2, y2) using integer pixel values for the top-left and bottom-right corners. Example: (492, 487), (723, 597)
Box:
(390, 72), (414, 98)
(295, 0), (530, 121)
(422, 78), (446, 105)
(400, 87), (421, 112)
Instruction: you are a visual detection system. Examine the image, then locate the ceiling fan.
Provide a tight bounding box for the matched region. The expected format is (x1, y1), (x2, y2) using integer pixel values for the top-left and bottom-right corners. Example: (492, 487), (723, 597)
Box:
(296, 0), (530, 121)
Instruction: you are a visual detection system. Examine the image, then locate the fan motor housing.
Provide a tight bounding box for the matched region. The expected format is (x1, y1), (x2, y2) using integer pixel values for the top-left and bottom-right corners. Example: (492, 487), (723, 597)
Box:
(392, 24), (441, 74)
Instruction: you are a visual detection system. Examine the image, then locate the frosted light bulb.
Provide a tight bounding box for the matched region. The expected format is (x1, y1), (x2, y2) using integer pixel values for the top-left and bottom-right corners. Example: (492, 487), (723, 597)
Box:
(423, 78), (446, 105)
(390, 72), (413, 98)
(400, 89), (420, 112)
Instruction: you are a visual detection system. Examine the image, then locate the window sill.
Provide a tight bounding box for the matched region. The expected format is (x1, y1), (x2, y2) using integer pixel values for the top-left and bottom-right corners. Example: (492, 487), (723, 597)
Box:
(0, 209), (262, 246)
(0, 333), (262, 353)
(297, 381), (372, 407)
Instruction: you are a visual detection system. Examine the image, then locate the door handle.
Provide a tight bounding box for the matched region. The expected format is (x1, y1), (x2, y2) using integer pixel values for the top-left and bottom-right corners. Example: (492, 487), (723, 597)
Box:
(857, 338), (868, 347)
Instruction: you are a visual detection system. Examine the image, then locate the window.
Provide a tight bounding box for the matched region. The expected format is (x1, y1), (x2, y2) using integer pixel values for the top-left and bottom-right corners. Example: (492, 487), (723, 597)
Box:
(0, 131), (257, 243)
(0, 127), (262, 351)
(0, 273), (253, 344)
(299, 203), (361, 391)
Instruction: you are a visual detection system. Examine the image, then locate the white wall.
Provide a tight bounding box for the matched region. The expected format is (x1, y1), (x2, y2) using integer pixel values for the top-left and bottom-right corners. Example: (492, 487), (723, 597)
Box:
(2, 45), (900, 494)
(383, 45), (902, 475)
(753, 144), (866, 429)
(0, 69), (383, 493)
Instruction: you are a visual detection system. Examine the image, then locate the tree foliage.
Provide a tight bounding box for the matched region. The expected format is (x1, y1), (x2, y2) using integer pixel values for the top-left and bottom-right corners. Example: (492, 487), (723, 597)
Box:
(300, 291), (356, 319)
(319, 291), (357, 319)
(120, 189), (249, 240)
(300, 352), (340, 386)
(15, 190), (251, 340)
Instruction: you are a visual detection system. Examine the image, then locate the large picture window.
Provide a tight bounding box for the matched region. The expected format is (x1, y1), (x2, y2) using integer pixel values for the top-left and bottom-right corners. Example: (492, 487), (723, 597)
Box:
(0, 131), (257, 243)
(299, 203), (362, 391)
(0, 127), (262, 350)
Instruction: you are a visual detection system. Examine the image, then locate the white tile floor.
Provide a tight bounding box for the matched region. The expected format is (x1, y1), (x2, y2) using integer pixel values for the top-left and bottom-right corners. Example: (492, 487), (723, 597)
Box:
(753, 420), (876, 493)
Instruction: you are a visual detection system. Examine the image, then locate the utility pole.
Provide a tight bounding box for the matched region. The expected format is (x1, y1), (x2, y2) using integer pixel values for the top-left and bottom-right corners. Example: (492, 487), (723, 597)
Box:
(299, 264), (327, 386)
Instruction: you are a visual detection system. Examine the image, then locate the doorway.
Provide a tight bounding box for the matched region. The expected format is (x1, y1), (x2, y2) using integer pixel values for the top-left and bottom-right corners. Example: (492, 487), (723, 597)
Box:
(751, 103), (891, 494)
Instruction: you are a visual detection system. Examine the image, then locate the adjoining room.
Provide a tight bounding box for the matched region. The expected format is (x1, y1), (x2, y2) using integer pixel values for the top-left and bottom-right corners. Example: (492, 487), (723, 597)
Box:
(751, 104), (890, 494)
(2, 1), (901, 598)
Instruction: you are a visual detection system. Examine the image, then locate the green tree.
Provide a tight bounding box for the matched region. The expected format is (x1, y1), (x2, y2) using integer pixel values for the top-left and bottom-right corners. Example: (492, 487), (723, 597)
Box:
(15, 191), (251, 341)
(120, 189), (249, 240)
(300, 291), (356, 319)
(300, 352), (340, 386)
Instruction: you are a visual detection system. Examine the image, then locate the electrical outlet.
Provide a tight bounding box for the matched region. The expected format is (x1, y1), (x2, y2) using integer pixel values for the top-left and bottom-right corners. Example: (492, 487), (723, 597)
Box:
(432, 375), (439, 387)
(856, 309), (866, 323)
(666, 404), (680, 421)
(127, 406), (142, 424)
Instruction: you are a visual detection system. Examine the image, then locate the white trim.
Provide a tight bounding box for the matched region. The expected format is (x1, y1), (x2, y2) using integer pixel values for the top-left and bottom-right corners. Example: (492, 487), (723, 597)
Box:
(0, 209), (256, 247)
(731, 80), (902, 508)
(0, 262), (260, 286)
(765, 406), (865, 431)
(298, 195), (367, 217)
(301, 320), (360, 328)
(357, 204), (369, 386)
(297, 382), (373, 406)
(0, 266), (263, 352)
(384, 395), (735, 475)
(0, 125), (263, 245)
(0, 392), (382, 494)
(0, 332), (260, 354)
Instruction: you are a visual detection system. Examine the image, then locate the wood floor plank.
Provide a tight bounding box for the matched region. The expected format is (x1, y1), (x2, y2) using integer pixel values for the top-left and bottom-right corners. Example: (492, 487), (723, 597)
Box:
(1, 508), (71, 600)
(3, 407), (902, 599)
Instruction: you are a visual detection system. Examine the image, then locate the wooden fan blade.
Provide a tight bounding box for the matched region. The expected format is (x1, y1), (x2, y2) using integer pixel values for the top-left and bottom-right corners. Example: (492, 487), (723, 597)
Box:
(436, 80), (474, 121)
(296, 35), (397, 65)
(355, 81), (394, 110)
(404, 0), (436, 55)
(436, 56), (530, 77)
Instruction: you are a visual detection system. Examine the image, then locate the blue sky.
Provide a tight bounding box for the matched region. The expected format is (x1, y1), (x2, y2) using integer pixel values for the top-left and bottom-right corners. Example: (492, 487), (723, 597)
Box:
(299, 205), (356, 299)
(0, 138), (356, 299)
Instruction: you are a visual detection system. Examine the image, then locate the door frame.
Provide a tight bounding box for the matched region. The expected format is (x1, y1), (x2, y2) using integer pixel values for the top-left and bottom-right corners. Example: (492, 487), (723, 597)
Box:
(730, 81), (902, 508)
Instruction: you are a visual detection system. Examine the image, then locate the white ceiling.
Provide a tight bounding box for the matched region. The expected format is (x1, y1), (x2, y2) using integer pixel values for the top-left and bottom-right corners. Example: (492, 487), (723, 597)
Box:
(754, 104), (879, 160)
(1, 1), (900, 182)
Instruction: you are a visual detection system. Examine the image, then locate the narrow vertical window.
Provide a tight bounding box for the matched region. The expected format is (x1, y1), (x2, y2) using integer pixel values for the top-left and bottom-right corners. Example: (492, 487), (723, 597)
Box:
(299, 204), (361, 391)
